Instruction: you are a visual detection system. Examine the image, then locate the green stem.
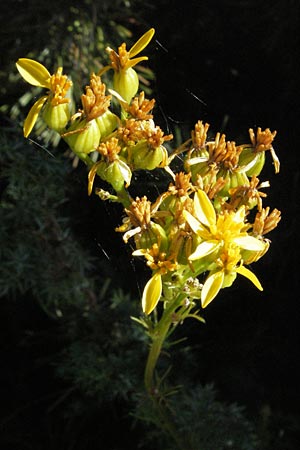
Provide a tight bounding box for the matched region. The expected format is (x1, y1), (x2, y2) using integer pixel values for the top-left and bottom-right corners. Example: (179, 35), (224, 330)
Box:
(115, 184), (131, 208)
(144, 291), (186, 393)
(144, 314), (172, 393)
(143, 292), (189, 450)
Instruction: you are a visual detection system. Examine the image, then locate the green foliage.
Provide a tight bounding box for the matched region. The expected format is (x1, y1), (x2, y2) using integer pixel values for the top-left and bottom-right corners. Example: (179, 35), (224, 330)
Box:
(134, 384), (259, 450)
(56, 287), (147, 402)
(0, 127), (97, 317)
(3, 0), (154, 147)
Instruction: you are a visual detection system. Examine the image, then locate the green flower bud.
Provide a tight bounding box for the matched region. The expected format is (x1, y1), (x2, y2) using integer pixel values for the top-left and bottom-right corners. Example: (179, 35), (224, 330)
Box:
(239, 147), (265, 176)
(218, 170), (249, 197)
(42, 101), (71, 132)
(96, 110), (119, 138)
(63, 118), (101, 155)
(138, 222), (168, 252)
(241, 240), (269, 265)
(132, 141), (167, 170)
(113, 67), (139, 104)
(97, 159), (132, 193)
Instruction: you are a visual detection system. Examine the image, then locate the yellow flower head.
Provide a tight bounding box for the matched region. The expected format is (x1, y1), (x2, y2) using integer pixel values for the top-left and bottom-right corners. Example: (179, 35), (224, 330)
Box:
(16, 58), (72, 137)
(184, 189), (267, 307)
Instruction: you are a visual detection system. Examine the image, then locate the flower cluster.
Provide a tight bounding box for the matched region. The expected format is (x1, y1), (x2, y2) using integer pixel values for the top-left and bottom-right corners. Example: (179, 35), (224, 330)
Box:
(16, 29), (281, 319)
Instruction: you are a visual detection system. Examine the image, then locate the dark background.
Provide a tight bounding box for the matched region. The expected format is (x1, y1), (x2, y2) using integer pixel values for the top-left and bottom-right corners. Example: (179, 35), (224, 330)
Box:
(1, 0), (299, 448)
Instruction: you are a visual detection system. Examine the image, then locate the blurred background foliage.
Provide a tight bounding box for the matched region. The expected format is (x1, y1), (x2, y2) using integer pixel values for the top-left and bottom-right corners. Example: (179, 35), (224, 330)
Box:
(1, 0), (299, 449)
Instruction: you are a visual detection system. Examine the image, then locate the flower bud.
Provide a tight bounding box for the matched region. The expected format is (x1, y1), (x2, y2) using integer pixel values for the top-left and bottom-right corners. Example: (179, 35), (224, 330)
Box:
(241, 240), (269, 264)
(96, 110), (119, 138)
(42, 101), (71, 132)
(132, 141), (167, 170)
(96, 159), (132, 193)
(137, 222), (168, 252)
(63, 118), (101, 155)
(239, 147), (265, 176)
(113, 67), (139, 104)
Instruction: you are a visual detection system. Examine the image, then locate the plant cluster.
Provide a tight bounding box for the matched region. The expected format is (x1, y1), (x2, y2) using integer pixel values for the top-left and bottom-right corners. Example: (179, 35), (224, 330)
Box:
(15, 27), (281, 448)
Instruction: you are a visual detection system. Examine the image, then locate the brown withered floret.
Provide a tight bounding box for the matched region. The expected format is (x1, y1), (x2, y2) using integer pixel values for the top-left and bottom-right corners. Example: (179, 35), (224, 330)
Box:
(81, 74), (111, 121)
(97, 137), (121, 162)
(249, 127), (277, 153)
(228, 175), (269, 211)
(253, 207), (281, 236)
(127, 92), (155, 120)
(191, 120), (210, 149)
(49, 67), (72, 106)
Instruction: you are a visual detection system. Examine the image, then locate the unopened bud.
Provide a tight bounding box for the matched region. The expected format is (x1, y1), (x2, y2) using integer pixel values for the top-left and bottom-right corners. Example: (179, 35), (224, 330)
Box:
(132, 141), (167, 170)
(96, 110), (119, 138)
(42, 101), (71, 132)
(239, 147), (266, 176)
(113, 67), (139, 104)
(63, 118), (101, 154)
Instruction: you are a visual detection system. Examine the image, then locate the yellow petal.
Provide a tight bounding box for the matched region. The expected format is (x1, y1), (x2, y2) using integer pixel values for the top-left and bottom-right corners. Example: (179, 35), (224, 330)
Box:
(129, 28), (155, 57)
(126, 56), (149, 69)
(88, 161), (102, 196)
(23, 95), (48, 137)
(235, 265), (263, 291)
(189, 240), (219, 261)
(194, 190), (216, 228)
(16, 58), (51, 88)
(233, 206), (246, 224)
(201, 271), (224, 308)
(233, 235), (266, 251)
(142, 273), (162, 315)
(183, 210), (201, 234)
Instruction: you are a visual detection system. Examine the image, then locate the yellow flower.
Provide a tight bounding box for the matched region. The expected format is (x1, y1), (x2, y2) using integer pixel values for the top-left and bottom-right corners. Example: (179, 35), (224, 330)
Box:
(16, 58), (72, 137)
(100, 28), (155, 103)
(184, 190), (266, 307)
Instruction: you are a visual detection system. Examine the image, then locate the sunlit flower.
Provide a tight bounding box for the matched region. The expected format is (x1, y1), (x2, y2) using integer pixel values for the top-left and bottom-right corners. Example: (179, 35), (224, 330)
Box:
(99, 28), (155, 102)
(184, 189), (267, 307)
(16, 58), (72, 137)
